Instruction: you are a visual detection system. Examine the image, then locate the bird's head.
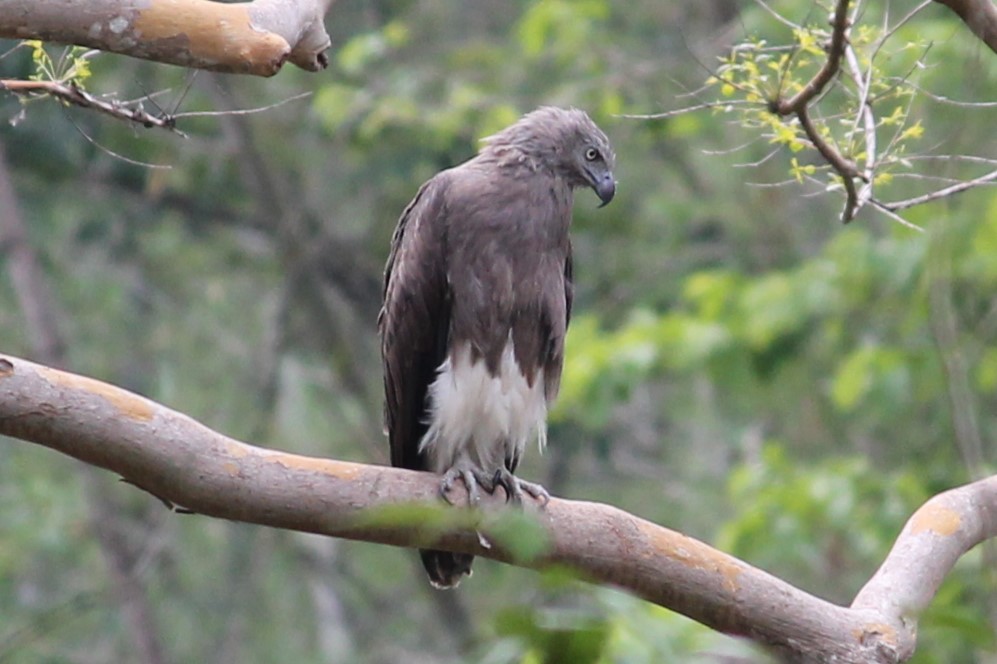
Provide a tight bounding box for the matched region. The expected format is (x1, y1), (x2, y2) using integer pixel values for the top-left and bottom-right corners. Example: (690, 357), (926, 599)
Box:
(481, 106), (616, 206)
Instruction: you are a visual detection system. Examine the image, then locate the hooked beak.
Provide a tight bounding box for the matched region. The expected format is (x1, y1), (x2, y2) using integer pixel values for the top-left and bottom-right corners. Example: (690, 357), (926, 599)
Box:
(593, 171), (616, 207)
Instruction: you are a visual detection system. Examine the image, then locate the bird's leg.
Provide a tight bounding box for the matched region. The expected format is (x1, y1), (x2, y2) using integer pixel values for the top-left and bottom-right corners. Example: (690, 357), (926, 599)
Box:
(491, 468), (550, 507)
(440, 461), (495, 506)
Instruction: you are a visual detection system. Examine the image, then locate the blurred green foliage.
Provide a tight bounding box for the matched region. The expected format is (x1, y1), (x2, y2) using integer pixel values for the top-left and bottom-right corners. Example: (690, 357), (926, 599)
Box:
(1, 0), (996, 662)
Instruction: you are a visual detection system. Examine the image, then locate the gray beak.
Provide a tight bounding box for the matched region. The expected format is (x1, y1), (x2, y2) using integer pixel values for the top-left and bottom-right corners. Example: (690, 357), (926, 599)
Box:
(595, 172), (616, 207)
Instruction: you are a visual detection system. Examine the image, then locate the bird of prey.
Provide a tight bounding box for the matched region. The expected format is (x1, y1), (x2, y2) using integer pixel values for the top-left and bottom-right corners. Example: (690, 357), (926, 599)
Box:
(378, 106), (616, 588)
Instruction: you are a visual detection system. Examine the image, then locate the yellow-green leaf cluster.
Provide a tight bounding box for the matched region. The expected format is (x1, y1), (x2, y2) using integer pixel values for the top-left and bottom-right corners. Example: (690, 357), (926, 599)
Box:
(705, 20), (932, 196)
(25, 40), (92, 88)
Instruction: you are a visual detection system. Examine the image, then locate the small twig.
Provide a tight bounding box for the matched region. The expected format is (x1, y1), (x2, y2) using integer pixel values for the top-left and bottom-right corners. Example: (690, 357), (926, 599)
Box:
(866, 42), (934, 107)
(0, 41), (29, 62)
(1, 79), (185, 134)
(745, 175), (817, 189)
(875, 63), (929, 170)
(843, 42), (877, 211)
(885, 172), (977, 185)
(701, 136), (764, 157)
(752, 0), (806, 31)
(65, 115), (174, 170)
(896, 79), (997, 107)
(893, 154), (997, 166)
(119, 88), (178, 107)
(618, 99), (757, 120)
(671, 78), (718, 101)
(867, 199), (926, 231)
(172, 91), (312, 119)
(876, 0), (933, 54)
(875, 168), (997, 212)
(3, 79), (313, 146)
(733, 146), (784, 168)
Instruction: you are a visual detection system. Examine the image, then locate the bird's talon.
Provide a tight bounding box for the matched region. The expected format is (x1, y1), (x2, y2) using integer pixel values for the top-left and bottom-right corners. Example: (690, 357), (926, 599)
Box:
(440, 483), (459, 506)
(492, 468), (549, 507)
(440, 466), (490, 506)
(491, 469), (514, 503)
(529, 485), (551, 509)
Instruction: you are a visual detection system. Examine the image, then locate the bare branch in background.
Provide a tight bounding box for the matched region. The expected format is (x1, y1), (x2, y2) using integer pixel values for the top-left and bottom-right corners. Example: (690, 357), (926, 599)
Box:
(0, 78), (313, 135)
(639, 0), (994, 227)
(1, 79), (187, 133)
(771, 0), (863, 222)
(874, 168), (997, 212)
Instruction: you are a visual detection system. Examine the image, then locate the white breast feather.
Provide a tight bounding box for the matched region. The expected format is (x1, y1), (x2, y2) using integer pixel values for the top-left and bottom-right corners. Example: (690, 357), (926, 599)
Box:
(420, 338), (548, 474)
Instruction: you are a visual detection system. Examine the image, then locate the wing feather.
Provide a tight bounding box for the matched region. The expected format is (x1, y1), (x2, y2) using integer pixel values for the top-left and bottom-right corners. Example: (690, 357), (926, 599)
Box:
(542, 245), (572, 403)
(379, 174), (451, 471)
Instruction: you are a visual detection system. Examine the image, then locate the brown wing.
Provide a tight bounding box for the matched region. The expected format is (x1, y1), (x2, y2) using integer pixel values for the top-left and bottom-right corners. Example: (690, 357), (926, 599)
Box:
(378, 174), (451, 471)
(542, 245), (572, 404)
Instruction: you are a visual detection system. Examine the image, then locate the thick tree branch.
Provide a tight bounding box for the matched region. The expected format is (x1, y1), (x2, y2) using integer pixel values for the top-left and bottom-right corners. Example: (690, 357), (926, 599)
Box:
(0, 0), (335, 76)
(3, 355), (997, 661)
(933, 0), (997, 53)
(854, 477), (997, 619)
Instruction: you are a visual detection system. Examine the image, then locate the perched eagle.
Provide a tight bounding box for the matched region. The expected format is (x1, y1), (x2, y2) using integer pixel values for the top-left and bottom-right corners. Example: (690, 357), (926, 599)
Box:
(379, 107), (616, 588)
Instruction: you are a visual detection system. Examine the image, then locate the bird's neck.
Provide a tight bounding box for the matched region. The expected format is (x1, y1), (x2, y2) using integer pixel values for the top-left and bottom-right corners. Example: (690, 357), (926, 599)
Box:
(477, 143), (554, 174)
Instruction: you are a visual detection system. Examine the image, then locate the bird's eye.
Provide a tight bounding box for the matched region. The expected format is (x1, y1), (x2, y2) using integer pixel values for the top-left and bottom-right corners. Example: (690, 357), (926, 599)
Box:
(584, 147), (600, 161)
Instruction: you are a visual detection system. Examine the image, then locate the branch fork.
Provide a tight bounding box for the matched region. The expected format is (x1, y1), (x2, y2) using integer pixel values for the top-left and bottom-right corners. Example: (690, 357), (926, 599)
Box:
(3, 353), (997, 662)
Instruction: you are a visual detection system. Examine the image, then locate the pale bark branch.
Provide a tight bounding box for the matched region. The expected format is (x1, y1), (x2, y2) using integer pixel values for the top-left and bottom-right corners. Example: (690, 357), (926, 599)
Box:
(874, 168), (997, 212)
(0, 0), (335, 76)
(853, 477), (997, 619)
(3, 354), (997, 662)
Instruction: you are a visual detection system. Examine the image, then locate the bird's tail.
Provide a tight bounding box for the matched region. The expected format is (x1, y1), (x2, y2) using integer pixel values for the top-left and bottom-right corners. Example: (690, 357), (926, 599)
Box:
(420, 549), (474, 589)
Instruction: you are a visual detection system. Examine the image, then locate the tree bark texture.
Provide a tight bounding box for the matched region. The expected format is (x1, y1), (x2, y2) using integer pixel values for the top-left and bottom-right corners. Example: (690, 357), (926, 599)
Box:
(0, 0), (335, 76)
(3, 354), (997, 662)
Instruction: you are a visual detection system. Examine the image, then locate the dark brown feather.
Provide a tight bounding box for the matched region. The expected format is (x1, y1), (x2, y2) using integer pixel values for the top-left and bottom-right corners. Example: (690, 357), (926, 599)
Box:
(379, 174), (452, 470)
(378, 107), (614, 588)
